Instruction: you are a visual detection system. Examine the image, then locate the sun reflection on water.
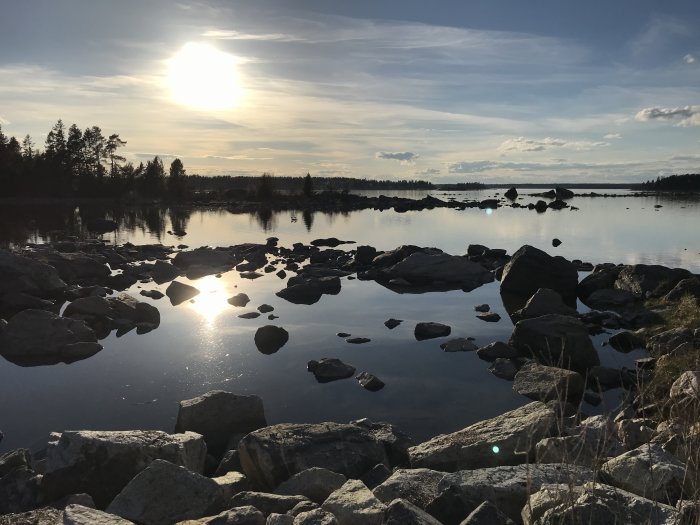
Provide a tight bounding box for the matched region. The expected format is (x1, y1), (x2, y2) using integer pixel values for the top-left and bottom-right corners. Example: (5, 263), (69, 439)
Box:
(188, 275), (230, 326)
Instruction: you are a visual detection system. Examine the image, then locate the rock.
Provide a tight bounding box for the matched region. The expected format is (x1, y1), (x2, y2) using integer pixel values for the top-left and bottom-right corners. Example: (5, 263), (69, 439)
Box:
(322, 480), (386, 525)
(414, 322), (451, 340)
(379, 252), (493, 290)
(384, 318), (402, 329)
(615, 418), (654, 449)
(551, 238), (561, 248)
(175, 391), (267, 457)
(500, 245), (578, 305)
(608, 330), (645, 352)
(0, 309), (102, 366)
(44, 251), (110, 285)
(513, 362), (585, 402)
(212, 471), (250, 501)
(476, 312), (500, 322)
(588, 366), (623, 390)
(648, 328), (694, 355)
(0, 448), (31, 477)
(337, 332), (351, 338)
(275, 468), (347, 504)
(288, 501), (319, 517)
(408, 402), (556, 471)
(292, 509), (337, 525)
(276, 282), (323, 305)
(42, 430), (206, 508)
(166, 281), (200, 306)
(504, 187), (518, 200)
(601, 443), (689, 503)
(173, 248), (238, 270)
(150, 260), (180, 284)
(258, 304), (274, 313)
(346, 337), (370, 344)
(0, 465), (42, 514)
(664, 277), (700, 302)
(0, 507), (64, 525)
(239, 312), (261, 319)
(350, 419), (414, 468)
(177, 506), (265, 524)
(476, 342), (519, 361)
(63, 504), (133, 524)
(308, 359), (356, 383)
(384, 499), (443, 525)
(584, 288), (637, 309)
(440, 338), (478, 352)
(615, 264), (691, 298)
(268, 514), (295, 525)
(523, 482), (679, 525)
(473, 304), (490, 312)
(228, 294), (251, 307)
(356, 372), (385, 391)
(254, 326), (289, 355)
(310, 238), (353, 248)
(360, 464), (391, 490)
(670, 371), (700, 404)
(372, 468), (446, 510)
(509, 314), (600, 373)
(461, 501), (515, 525)
(230, 492), (310, 516)
(467, 245), (489, 256)
(354, 246), (377, 266)
(534, 200), (548, 212)
(238, 423), (389, 490)
(140, 289), (164, 300)
(106, 460), (221, 525)
(489, 359), (520, 381)
(513, 288), (577, 320)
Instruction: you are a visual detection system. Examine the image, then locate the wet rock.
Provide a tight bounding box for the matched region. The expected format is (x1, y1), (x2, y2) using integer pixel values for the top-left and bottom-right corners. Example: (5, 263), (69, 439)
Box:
(275, 468), (347, 504)
(379, 252), (493, 290)
(310, 238), (354, 248)
(440, 338), (478, 352)
(356, 372), (385, 391)
(175, 391), (267, 457)
(408, 402), (556, 471)
(615, 264), (691, 298)
(474, 304), (490, 312)
(307, 358), (356, 383)
(346, 337), (370, 344)
(238, 423), (389, 490)
(240, 271), (263, 280)
(500, 245), (578, 305)
(534, 200), (548, 212)
(258, 304), (274, 313)
(555, 187), (574, 199)
(354, 246), (377, 266)
(476, 312), (500, 322)
(509, 314), (599, 373)
(489, 359), (520, 381)
(513, 362), (585, 402)
(106, 460), (221, 525)
(276, 282), (323, 305)
(414, 322), (451, 340)
(254, 326), (289, 355)
(476, 342), (519, 362)
(230, 492), (310, 516)
(140, 289), (164, 300)
(337, 332), (351, 338)
(42, 430), (206, 508)
(513, 288), (577, 320)
(173, 247), (238, 270)
(63, 504), (133, 524)
(384, 318), (402, 329)
(0, 309), (102, 366)
(322, 480), (387, 525)
(167, 280), (200, 306)
(228, 293), (251, 307)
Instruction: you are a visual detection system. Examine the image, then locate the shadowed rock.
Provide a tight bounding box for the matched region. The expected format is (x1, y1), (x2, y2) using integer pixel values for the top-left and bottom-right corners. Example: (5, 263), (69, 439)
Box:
(254, 326), (289, 354)
(166, 281), (200, 306)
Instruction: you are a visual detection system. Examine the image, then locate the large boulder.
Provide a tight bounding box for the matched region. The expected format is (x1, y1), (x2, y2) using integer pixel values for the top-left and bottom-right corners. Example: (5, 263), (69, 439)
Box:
(254, 326), (289, 355)
(42, 430), (207, 508)
(149, 260), (180, 284)
(0, 250), (66, 298)
(378, 252), (493, 291)
(407, 402), (557, 471)
(106, 459), (222, 525)
(576, 264), (622, 301)
(175, 391), (267, 457)
(307, 359), (356, 383)
(0, 465), (43, 514)
(274, 468), (347, 504)
(601, 443), (689, 503)
(276, 282), (323, 305)
(500, 245), (578, 305)
(0, 309), (102, 366)
(63, 294), (160, 333)
(43, 251), (110, 285)
(173, 248), (239, 270)
(513, 288), (577, 320)
(664, 277), (700, 302)
(614, 264), (692, 298)
(384, 499), (443, 525)
(166, 281), (201, 306)
(509, 314), (599, 373)
(414, 322), (451, 341)
(238, 423), (389, 490)
(321, 480), (387, 525)
(504, 187), (518, 200)
(513, 362), (585, 402)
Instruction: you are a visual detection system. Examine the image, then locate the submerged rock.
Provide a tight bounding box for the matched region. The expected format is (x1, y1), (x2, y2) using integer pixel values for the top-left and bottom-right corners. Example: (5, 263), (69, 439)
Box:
(440, 338), (478, 352)
(378, 252), (493, 291)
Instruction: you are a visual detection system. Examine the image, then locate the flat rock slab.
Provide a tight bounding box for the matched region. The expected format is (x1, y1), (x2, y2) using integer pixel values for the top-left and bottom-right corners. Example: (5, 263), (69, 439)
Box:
(384, 319), (402, 329)
(322, 480), (386, 525)
(238, 423), (389, 490)
(440, 338), (478, 352)
(513, 362), (585, 402)
(166, 281), (200, 306)
(275, 468), (347, 504)
(63, 504), (134, 524)
(308, 359), (356, 383)
(230, 491), (310, 516)
(408, 401), (556, 471)
(414, 322), (451, 340)
(107, 459), (222, 525)
(346, 337), (370, 344)
(476, 312), (501, 322)
(238, 312), (261, 319)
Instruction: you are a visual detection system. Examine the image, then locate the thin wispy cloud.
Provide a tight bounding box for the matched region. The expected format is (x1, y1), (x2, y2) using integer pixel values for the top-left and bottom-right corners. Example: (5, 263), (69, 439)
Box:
(635, 106), (700, 126)
(604, 133), (622, 139)
(684, 54), (696, 64)
(498, 136), (609, 153)
(375, 151), (420, 164)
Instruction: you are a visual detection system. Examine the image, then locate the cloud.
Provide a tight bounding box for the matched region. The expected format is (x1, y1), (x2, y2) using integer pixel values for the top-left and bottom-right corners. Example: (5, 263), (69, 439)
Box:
(201, 29), (302, 42)
(498, 136), (609, 153)
(133, 152), (180, 159)
(416, 168), (440, 176)
(604, 133), (622, 139)
(375, 151), (420, 164)
(684, 54), (696, 64)
(205, 154), (274, 161)
(635, 106), (700, 126)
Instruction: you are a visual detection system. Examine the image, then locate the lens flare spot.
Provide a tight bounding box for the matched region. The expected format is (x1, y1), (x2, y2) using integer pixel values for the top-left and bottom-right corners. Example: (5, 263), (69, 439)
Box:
(492, 445), (500, 454)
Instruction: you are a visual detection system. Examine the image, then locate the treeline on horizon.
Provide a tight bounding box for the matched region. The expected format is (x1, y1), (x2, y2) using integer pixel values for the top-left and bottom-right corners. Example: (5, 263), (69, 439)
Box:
(639, 173), (700, 191)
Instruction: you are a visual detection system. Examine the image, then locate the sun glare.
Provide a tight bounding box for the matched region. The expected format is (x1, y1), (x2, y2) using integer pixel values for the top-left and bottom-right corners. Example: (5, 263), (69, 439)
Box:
(189, 275), (229, 325)
(167, 42), (243, 110)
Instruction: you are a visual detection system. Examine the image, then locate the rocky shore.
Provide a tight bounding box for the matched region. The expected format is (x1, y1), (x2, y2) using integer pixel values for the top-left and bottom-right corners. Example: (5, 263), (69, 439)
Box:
(1, 232), (700, 523)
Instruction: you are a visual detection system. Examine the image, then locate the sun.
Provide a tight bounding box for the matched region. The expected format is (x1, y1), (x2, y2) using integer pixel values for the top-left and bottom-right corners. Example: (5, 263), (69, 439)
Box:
(167, 42), (243, 110)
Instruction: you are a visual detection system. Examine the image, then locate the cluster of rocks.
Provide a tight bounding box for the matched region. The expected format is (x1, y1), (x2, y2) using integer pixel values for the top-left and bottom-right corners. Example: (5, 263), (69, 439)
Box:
(2, 388), (698, 524)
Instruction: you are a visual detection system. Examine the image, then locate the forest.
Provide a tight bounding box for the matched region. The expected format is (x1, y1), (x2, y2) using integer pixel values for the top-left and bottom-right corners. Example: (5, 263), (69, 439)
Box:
(639, 173), (700, 191)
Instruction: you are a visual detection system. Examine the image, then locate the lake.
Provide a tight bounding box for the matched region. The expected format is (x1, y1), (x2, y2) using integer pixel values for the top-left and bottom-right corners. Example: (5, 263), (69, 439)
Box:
(1, 189), (699, 453)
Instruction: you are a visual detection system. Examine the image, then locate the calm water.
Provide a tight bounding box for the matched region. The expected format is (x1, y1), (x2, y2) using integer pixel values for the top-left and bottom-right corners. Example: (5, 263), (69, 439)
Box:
(1, 190), (699, 452)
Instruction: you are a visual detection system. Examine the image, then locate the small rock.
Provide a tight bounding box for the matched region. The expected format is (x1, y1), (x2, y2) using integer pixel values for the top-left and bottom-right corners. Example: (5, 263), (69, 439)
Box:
(258, 304), (274, 313)
(239, 312), (261, 319)
(476, 342), (519, 361)
(440, 338), (478, 352)
(346, 337), (370, 344)
(552, 238), (562, 247)
(140, 289), (164, 300)
(476, 312), (501, 322)
(489, 358), (519, 380)
(228, 293), (250, 307)
(293, 509), (338, 525)
(474, 304), (490, 313)
(337, 332), (351, 338)
(254, 326), (289, 355)
(356, 372), (385, 391)
(513, 362), (585, 402)
(414, 322), (451, 340)
(308, 359), (356, 383)
(166, 281), (200, 306)
(384, 319), (402, 329)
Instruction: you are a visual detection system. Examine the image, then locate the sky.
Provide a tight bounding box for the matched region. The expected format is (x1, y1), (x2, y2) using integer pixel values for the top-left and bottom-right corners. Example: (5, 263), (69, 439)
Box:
(1, 0), (700, 183)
